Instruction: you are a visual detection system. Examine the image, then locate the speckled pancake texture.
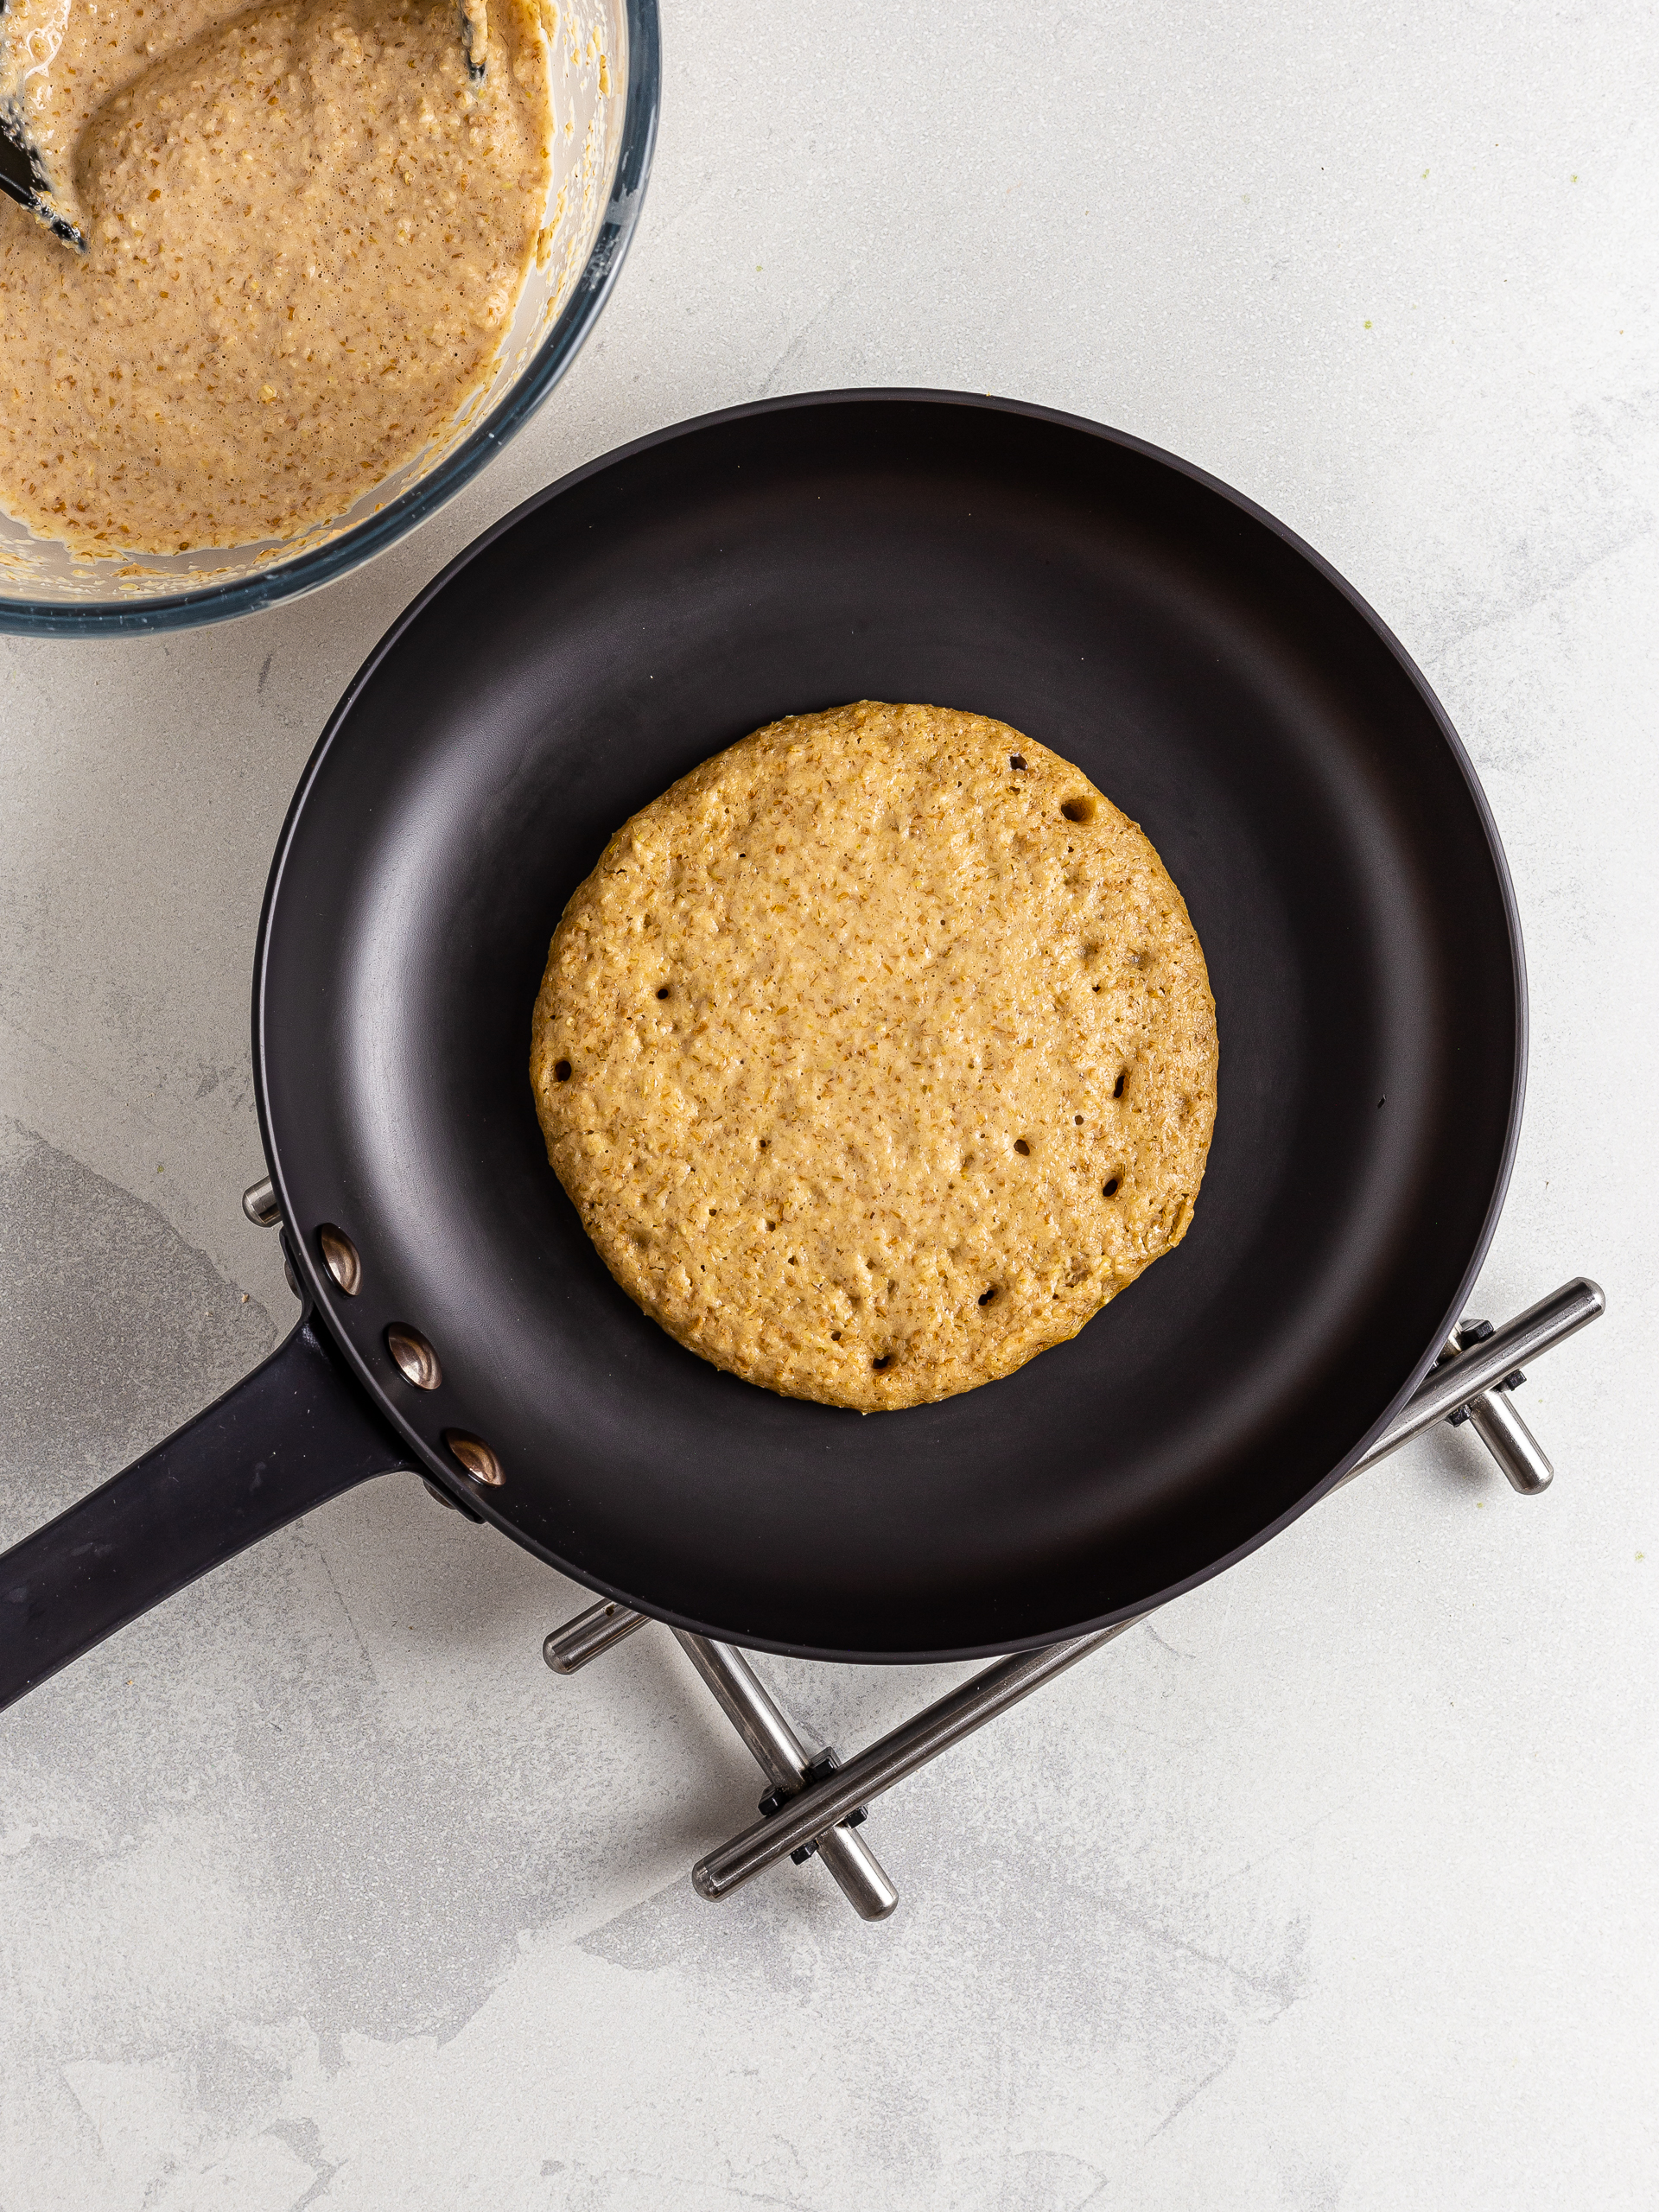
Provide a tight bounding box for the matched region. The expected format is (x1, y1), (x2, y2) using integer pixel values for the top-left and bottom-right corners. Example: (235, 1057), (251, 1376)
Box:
(530, 702), (1217, 1411)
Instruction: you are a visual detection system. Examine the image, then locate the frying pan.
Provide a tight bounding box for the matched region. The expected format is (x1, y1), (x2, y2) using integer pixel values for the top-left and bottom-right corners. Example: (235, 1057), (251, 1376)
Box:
(0, 391), (1524, 1707)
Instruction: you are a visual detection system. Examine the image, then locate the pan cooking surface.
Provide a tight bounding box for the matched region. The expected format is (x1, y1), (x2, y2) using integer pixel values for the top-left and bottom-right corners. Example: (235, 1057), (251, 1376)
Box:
(257, 394), (1522, 1658)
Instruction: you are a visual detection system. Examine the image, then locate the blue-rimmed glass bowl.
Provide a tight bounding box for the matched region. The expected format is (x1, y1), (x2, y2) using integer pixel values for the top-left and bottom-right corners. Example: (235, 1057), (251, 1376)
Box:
(0, 0), (658, 636)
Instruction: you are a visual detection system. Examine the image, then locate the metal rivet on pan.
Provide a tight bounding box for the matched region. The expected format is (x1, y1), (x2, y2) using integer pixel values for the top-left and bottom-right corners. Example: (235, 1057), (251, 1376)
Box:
(444, 1430), (505, 1486)
(317, 1224), (361, 1295)
(386, 1324), (442, 1390)
(423, 1476), (484, 1522)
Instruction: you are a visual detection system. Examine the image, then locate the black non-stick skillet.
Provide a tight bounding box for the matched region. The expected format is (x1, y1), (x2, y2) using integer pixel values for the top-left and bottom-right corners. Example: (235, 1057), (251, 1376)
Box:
(0, 391), (1524, 1708)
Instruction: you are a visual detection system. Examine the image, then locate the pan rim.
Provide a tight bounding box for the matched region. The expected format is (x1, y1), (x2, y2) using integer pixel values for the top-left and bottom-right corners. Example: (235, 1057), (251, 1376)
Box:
(253, 387), (1528, 1662)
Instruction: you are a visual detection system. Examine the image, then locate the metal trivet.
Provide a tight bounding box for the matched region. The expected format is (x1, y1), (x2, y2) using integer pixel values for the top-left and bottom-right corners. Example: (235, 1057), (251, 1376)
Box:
(543, 1279), (1604, 1921)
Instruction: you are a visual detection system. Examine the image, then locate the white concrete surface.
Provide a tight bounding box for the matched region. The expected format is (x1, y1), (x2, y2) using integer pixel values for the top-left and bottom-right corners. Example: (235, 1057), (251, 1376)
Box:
(2, 2), (1656, 2205)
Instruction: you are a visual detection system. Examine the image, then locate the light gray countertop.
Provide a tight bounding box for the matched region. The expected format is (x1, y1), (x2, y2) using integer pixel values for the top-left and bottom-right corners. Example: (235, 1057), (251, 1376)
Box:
(2, 3), (1655, 2205)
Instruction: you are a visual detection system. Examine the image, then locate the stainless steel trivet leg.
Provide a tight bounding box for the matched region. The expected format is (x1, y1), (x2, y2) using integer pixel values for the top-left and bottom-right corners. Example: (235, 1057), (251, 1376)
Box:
(543, 1278), (1604, 1915)
(692, 1620), (1148, 1900)
(543, 1599), (651, 1673)
(1338, 1278), (1600, 1483)
(674, 1634), (898, 1920)
(1439, 1320), (1552, 1494)
(543, 1605), (899, 1919)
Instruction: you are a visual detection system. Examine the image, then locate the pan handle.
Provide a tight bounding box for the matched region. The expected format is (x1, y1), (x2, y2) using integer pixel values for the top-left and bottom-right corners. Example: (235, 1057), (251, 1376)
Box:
(0, 1310), (416, 1713)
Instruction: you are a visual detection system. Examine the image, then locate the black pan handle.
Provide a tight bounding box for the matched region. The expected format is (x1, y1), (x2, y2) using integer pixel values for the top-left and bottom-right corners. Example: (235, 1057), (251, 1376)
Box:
(0, 1310), (416, 1712)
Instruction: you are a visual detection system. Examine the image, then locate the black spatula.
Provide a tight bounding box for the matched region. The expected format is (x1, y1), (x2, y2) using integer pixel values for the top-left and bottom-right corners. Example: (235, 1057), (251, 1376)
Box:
(0, 107), (83, 246)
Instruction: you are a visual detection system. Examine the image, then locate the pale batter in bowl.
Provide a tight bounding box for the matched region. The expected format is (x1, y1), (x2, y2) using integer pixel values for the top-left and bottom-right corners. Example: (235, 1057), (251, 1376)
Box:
(0, 0), (556, 556)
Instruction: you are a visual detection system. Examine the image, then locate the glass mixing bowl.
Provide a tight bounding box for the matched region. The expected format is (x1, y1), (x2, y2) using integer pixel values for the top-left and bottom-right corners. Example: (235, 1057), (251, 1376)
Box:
(0, 0), (659, 637)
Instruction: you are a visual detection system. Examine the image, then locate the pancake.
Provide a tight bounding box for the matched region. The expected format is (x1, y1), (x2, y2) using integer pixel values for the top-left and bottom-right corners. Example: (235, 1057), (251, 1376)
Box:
(530, 701), (1217, 1411)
